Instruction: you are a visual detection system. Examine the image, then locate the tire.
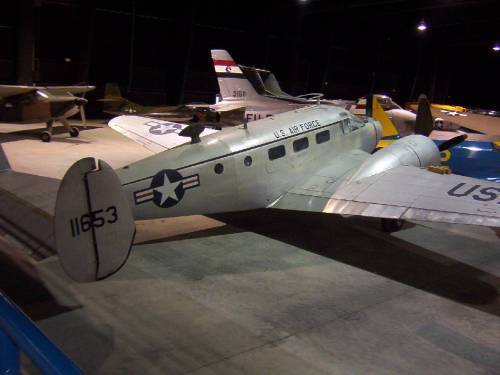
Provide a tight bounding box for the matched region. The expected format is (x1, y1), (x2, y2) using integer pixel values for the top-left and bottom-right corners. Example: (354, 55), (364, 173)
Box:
(69, 127), (80, 137)
(381, 218), (404, 232)
(41, 131), (51, 142)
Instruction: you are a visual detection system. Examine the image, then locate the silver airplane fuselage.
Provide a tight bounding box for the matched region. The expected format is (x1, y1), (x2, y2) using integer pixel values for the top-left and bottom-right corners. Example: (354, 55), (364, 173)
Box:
(117, 105), (381, 220)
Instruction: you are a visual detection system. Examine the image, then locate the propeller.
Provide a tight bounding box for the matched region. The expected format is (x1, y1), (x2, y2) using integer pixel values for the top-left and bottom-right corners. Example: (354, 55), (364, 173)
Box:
(438, 134), (468, 152)
(415, 94), (434, 136)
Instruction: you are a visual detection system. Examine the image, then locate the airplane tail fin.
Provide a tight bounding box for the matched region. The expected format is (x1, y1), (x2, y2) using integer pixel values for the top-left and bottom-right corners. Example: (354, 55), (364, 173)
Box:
(54, 158), (135, 282)
(353, 95), (400, 139)
(104, 83), (123, 100)
(99, 83), (127, 112)
(414, 94), (434, 136)
(210, 50), (259, 100)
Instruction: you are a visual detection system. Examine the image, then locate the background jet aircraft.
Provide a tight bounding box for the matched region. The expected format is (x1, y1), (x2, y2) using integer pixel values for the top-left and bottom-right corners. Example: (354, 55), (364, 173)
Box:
(0, 85), (94, 142)
(210, 50), (353, 123)
(51, 104), (498, 282)
(100, 83), (243, 127)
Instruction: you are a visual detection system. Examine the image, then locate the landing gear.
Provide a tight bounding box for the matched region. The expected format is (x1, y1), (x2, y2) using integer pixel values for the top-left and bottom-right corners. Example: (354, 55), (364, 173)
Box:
(41, 131), (52, 142)
(381, 218), (405, 232)
(61, 118), (79, 139)
(69, 127), (79, 137)
(41, 119), (54, 142)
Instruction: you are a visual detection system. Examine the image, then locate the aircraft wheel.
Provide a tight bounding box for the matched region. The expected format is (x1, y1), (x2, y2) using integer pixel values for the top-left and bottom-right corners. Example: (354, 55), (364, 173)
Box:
(41, 131), (52, 142)
(69, 127), (80, 137)
(381, 218), (404, 232)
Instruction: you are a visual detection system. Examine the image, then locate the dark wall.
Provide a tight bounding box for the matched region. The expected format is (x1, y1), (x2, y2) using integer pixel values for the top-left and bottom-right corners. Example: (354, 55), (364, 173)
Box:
(2, 0), (499, 111)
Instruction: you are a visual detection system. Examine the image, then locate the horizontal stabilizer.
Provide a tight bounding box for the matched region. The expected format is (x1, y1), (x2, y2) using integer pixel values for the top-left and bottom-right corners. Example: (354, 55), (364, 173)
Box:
(55, 158), (135, 282)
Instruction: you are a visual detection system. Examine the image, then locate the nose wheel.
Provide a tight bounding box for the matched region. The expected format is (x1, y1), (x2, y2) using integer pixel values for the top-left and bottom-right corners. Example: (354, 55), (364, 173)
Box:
(381, 218), (405, 232)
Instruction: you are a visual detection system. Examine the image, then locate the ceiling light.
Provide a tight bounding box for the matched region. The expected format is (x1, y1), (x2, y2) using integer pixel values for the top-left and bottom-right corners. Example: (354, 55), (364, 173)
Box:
(417, 19), (427, 32)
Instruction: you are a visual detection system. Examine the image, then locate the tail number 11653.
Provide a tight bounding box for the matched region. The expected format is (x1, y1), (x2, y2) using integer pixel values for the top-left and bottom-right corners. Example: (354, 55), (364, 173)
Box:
(69, 206), (118, 237)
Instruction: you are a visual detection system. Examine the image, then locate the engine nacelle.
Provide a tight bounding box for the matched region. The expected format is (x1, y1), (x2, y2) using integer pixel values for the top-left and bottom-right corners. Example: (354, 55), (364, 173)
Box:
(347, 135), (441, 183)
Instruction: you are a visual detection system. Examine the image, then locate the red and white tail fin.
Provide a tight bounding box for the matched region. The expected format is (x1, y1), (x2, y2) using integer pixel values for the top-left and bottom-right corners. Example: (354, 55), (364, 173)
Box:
(210, 49), (259, 100)
(351, 97), (368, 116)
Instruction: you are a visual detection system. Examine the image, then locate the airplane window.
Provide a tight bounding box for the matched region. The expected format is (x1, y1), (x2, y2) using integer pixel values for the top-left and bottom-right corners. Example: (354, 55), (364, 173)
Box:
(214, 163), (224, 174)
(349, 117), (360, 130)
(293, 137), (309, 152)
(244, 156), (252, 166)
(316, 130), (330, 144)
(268, 145), (286, 160)
(342, 119), (351, 134)
(340, 121), (346, 134)
(351, 116), (365, 129)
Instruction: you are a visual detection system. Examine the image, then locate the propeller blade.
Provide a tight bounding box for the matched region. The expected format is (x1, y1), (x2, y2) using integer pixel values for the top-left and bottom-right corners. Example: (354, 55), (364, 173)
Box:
(415, 94), (434, 136)
(438, 134), (468, 152)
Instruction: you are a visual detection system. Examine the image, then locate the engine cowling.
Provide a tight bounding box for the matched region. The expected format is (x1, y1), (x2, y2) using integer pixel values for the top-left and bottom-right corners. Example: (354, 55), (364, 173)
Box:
(347, 135), (441, 183)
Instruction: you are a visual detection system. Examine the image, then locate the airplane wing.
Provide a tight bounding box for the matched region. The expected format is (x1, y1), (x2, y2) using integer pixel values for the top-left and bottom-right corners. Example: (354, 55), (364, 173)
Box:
(45, 86), (96, 95)
(271, 163), (500, 227)
(108, 115), (218, 154)
(0, 85), (37, 97)
(210, 102), (247, 112)
(430, 108), (500, 136)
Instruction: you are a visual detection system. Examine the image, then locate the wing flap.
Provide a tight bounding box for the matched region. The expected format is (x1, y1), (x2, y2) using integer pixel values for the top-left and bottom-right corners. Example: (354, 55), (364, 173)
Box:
(109, 115), (218, 153)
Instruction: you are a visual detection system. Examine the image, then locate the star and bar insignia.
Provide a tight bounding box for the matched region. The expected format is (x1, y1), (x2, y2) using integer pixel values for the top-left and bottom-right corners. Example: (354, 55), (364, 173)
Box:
(134, 169), (200, 208)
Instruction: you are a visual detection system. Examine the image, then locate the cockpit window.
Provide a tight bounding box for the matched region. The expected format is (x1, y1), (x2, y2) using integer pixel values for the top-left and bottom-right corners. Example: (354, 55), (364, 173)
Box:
(341, 119), (351, 134)
(375, 95), (402, 111)
(350, 115), (365, 130)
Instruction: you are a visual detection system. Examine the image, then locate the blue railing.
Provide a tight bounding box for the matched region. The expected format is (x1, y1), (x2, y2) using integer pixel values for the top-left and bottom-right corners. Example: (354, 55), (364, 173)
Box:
(0, 292), (84, 375)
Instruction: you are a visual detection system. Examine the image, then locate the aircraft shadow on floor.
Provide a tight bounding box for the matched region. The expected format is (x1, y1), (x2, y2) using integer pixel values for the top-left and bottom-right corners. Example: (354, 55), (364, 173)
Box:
(207, 209), (500, 318)
(0, 244), (78, 321)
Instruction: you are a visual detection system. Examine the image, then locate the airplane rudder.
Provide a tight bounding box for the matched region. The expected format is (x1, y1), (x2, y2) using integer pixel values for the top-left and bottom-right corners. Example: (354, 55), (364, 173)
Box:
(105, 83), (123, 99)
(210, 49), (258, 100)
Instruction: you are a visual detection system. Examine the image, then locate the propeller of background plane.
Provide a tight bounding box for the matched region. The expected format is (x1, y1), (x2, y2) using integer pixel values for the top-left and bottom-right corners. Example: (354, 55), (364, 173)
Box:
(414, 94), (467, 151)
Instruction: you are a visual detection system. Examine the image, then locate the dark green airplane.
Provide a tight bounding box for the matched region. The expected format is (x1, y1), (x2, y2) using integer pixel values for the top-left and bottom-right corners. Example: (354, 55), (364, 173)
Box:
(99, 83), (244, 127)
(0, 85), (95, 142)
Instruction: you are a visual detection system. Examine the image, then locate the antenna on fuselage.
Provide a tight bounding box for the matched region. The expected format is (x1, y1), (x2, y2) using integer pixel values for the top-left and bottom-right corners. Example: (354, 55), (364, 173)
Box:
(179, 123), (204, 144)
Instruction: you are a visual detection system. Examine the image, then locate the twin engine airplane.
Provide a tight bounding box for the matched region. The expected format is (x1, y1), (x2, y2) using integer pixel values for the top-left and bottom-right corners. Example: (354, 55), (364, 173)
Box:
(0, 85), (95, 142)
(54, 104), (499, 282)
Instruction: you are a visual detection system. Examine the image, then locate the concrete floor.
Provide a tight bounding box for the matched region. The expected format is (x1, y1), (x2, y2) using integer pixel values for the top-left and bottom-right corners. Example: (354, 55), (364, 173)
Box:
(0, 120), (499, 374)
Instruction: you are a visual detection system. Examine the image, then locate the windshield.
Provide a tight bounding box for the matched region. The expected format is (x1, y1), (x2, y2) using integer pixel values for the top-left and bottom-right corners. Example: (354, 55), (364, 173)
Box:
(375, 95), (402, 110)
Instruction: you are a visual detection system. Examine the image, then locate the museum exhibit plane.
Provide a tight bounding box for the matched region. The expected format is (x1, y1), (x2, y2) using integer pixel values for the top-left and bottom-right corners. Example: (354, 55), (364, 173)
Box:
(99, 83), (243, 126)
(367, 95), (500, 182)
(351, 95), (461, 137)
(406, 100), (500, 135)
(50, 104), (500, 282)
(0, 85), (95, 142)
(210, 49), (353, 122)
